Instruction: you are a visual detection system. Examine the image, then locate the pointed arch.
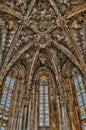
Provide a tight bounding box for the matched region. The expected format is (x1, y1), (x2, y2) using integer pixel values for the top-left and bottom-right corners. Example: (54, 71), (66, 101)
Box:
(52, 40), (85, 75)
(0, 3), (22, 19)
(66, 2), (86, 20)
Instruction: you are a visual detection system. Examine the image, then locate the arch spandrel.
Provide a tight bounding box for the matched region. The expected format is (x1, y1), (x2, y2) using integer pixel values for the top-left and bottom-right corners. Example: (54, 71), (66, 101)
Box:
(0, 0), (86, 130)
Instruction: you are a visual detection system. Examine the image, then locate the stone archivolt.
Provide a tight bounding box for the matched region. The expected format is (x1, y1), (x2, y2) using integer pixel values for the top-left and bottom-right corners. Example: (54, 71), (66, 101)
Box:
(0, 0), (86, 130)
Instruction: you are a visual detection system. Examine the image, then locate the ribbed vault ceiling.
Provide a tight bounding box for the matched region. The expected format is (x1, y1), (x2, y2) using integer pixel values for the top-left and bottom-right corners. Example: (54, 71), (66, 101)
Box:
(0, 0), (86, 87)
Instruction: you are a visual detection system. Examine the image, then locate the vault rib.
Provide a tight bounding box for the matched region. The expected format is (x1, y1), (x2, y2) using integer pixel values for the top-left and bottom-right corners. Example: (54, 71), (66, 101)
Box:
(66, 2), (86, 20)
(52, 40), (85, 75)
(26, 48), (40, 100)
(0, 41), (34, 86)
(64, 26), (86, 70)
(1, 27), (22, 71)
(0, 2), (22, 19)
(48, 0), (86, 71)
(27, 0), (37, 17)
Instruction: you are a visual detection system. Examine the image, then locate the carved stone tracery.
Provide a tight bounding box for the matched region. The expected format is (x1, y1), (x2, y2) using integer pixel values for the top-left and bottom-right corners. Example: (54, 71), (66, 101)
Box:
(0, 0), (86, 130)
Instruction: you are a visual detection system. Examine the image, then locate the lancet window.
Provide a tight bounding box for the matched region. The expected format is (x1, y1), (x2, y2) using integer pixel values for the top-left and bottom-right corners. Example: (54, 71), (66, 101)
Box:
(72, 67), (86, 130)
(0, 68), (16, 130)
(38, 76), (50, 130)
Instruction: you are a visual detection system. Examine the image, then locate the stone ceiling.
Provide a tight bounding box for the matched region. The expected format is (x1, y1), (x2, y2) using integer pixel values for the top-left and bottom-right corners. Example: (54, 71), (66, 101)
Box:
(0, 0), (86, 86)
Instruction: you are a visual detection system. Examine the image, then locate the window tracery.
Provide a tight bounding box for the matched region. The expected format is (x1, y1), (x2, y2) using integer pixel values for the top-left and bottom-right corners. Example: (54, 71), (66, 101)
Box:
(0, 68), (17, 130)
(72, 67), (86, 130)
(38, 76), (50, 130)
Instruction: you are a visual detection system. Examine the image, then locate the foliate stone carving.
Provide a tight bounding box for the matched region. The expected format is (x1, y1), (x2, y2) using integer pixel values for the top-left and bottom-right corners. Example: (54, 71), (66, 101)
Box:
(51, 28), (65, 42)
(6, 20), (15, 30)
(71, 20), (81, 29)
(34, 32), (52, 48)
(71, 16), (84, 30)
(29, 0), (56, 32)
(39, 57), (46, 64)
(39, 54), (47, 64)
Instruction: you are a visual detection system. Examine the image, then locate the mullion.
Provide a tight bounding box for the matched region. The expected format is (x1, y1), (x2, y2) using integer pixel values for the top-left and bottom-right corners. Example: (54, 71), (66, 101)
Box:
(5, 77), (15, 111)
(77, 75), (86, 108)
(44, 82), (49, 127)
(42, 83), (44, 127)
(0, 76), (11, 130)
(74, 77), (86, 120)
(43, 82), (45, 127)
(44, 83), (46, 127)
(77, 76), (86, 110)
(39, 79), (50, 128)
(77, 75), (86, 119)
(4, 76), (12, 110)
(39, 82), (44, 127)
(0, 76), (11, 109)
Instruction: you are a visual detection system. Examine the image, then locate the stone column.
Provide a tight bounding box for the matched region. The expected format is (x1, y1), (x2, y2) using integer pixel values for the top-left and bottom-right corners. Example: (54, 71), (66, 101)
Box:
(29, 99), (32, 130)
(12, 108), (19, 130)
(9, 79), (20, 130)
(23, 105), (28, 130)
(16, 110), (20, 130)
(56, 98), (61, 130)
(30, 87), (36, 130)
(17, 81), (25, 130)
(27, 99), (31, 130)
(12, 78), (25, 130)
(64, 104), (71, 130)
(30, 93), (35, 130)
(18, 102), (24, 130)
(61, 103), (71, 130)
(67, 77), (81, 130)
(34, 93), (38, 130)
